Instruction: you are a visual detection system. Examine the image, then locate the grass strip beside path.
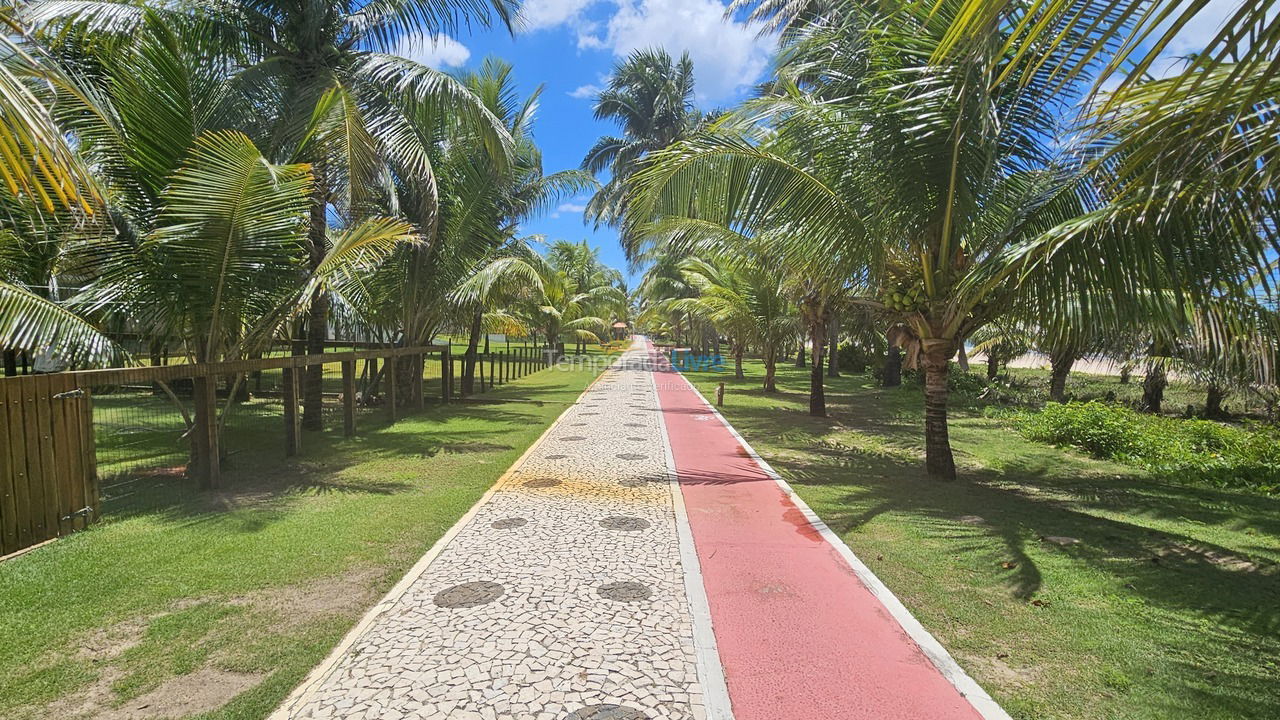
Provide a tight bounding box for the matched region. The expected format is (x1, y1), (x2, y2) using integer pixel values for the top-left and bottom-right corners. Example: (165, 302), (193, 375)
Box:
(682, 360), (1280, 720)
(0, 365), (603, 720)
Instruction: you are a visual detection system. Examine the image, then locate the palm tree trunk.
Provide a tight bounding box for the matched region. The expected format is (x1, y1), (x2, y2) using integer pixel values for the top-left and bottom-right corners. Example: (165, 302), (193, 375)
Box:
(986, 352), (999, 381)
(794, 338), (806, 368)
(809, 319), (826, 417)
(882, 345), (902, 387)
(1119, 363), (1133, 385)
(1205, 383), (1228, 419)
(1049, 349), (1075, 402)
(764, 350), (778, 392)
(1141, 362), (1167, 413)
(923, 350), (956, 480)
(462, 310), (482, 395)
(733, 345), (745, 380)
(301, 159), (328, 431)
(826, 313), (840, 378)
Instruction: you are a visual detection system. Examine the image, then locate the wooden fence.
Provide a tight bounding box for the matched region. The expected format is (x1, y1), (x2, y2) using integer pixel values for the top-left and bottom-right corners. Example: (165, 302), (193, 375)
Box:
(0, 344), (553, 557)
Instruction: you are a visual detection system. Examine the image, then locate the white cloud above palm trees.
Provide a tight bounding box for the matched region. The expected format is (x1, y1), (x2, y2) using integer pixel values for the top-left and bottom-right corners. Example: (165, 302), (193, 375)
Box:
(521, 0), (774, 102)
(391, 34), (472, 68)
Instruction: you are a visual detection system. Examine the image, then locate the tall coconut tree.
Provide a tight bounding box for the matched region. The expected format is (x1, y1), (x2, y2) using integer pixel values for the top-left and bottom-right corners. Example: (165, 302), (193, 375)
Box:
(624, 0), (1271, 479)
(22, 0), (518, 427)
(659, 256), (786, 384)
(582, 48), (712, 229)
(456, 248), (626, 360)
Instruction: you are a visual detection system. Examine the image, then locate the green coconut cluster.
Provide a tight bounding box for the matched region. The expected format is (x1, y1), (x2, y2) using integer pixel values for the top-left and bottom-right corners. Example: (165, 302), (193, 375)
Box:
(881, 281), (927, 313)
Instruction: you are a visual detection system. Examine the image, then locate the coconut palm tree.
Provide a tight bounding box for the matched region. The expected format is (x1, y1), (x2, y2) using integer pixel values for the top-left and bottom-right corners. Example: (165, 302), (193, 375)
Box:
(326, 57), (593, 396)
(547, 239), (624, 353)
(22, 0), (518, 427)
(457, 248), (626, 360)
(968, 321), (1032, 382)
(624, 0), (1271, 479)
(659, 257), (792, 386)
(582, 48), (712, 229)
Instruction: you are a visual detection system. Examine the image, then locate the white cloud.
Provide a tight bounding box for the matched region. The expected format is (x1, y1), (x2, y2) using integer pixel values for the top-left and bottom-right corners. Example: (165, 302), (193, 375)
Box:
(583, 0), (774, 101)
(1146, 0), (1279, 78)
(521, 1), (773, 102)
(1161, 0), (1238, 57)
(519, 0), (598, 30)
(391, 34), (471, 69)
(551, 200), (589, 219)
(568, 82), (604, 99)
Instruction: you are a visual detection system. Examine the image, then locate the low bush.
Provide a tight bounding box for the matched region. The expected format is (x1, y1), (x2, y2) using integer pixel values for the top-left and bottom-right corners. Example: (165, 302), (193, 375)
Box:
(1019, 401), (1280, 494)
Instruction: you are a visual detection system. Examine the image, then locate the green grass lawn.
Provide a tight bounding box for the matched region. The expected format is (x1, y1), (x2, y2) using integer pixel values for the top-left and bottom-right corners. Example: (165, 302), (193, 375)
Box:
(0, 364), (603, 720)
(683, 360), (1280, 720)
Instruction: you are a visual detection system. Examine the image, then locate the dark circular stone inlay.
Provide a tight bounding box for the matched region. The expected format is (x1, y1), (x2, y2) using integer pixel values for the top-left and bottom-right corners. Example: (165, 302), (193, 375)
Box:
(599, 516), (651, 531)
(597, 581), (653, 603)
(491, 517), (528, 529)
(561, 436), (588, 441)
(525, 478), (561, 488)
(433, 581), (504, 608)
(565, 705), (649, 720)
(616, 453), (647, 461)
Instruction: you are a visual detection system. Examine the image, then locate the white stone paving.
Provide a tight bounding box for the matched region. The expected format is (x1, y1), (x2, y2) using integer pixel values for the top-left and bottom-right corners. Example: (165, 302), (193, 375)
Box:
(274, 342), (709, 720)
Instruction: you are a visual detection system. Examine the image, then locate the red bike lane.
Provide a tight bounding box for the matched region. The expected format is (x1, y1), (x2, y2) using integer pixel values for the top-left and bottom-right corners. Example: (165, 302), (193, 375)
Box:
(649, 343), (1003, 720)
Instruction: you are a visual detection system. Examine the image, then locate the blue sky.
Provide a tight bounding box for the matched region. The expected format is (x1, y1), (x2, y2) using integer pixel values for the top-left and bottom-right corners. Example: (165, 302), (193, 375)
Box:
(389, 0), (1242, 286)
(389, 0), (778, 286)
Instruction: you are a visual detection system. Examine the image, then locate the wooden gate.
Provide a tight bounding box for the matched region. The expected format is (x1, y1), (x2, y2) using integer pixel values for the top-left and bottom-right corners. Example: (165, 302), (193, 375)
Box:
(0, 373), (97, 556)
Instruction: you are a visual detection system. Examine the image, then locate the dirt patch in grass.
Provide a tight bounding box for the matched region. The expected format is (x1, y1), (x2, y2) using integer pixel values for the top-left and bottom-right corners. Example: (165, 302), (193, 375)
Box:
(228, 566), (385, 626)
(75, 620), (148, 665)
(101, 667), (263, 719)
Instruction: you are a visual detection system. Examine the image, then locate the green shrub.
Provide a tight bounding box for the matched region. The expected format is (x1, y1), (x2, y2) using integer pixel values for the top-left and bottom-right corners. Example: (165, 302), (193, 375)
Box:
(1019, 401), (1280, 494)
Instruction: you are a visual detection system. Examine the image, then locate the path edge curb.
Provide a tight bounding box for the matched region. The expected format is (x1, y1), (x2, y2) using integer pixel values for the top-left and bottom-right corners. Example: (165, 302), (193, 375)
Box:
(668, 367), (1013, 720)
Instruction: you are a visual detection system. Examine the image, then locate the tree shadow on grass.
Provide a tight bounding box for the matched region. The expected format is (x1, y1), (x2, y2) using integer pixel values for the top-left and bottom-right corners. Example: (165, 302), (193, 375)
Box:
(99, 374), (594, 531)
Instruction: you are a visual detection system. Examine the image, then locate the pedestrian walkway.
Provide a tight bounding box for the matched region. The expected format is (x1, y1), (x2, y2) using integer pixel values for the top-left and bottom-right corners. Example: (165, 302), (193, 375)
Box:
(271, 339), (1007, 720)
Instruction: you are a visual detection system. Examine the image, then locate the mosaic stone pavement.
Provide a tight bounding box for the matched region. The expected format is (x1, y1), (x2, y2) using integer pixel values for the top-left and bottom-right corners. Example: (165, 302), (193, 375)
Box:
(274, 342), (711, 720)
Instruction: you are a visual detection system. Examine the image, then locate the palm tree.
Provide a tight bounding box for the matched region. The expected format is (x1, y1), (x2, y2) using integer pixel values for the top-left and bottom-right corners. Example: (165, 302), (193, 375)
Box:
(968, 321), (1032, 382)
(23, 0), (518, 427)
(0, 9), (115, 363)
(457, 249), (626, 360)
(582, 48), (711, 229)
(657, 258), (751, 379)
(624, 1), (1270, 479)
(547, 239), (624, 353)
(650, 249), (799, 392)
(0, 9), (96, 214)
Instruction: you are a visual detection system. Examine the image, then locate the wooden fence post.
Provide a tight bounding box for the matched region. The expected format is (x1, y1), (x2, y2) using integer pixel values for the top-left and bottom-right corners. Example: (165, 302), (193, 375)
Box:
(387, 355), (398, 422)
(412, 354), (425, 410)
(341, 360), (356, 437)
(283, 367), (301, 457)
(441, 351), (449, 404)
(450, 355), (458, 399)
(192, 375), (220, 489)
